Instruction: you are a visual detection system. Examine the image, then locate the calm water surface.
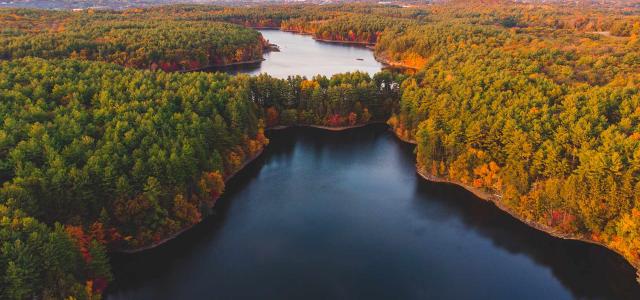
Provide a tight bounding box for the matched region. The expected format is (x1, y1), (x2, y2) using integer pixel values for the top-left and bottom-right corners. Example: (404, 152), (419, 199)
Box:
(108, 125), (640, 300)
(214, 30), (383, 78)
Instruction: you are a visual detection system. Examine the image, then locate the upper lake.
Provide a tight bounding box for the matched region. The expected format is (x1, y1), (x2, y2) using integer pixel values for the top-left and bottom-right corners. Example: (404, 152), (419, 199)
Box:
(214, 29), (383, 78)
(108, 125), (640, 300)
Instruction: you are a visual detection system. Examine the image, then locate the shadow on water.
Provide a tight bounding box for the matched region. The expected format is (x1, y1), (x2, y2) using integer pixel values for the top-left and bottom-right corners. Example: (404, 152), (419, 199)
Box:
(202, 60), (264, 76)
(412, 179), (640, 299)
(108, 124), (640, 300)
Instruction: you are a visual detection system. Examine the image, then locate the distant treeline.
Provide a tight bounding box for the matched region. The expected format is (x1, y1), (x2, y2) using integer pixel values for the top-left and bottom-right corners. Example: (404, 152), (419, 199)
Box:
(1, 1), (640, 299)
(0, 11), (266, 71)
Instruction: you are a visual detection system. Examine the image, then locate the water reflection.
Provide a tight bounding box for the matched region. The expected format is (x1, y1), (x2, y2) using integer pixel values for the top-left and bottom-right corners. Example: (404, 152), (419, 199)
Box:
(208, 30), (383, 79)
(413, 180), (639, 299)
(108, 125), (640, 300)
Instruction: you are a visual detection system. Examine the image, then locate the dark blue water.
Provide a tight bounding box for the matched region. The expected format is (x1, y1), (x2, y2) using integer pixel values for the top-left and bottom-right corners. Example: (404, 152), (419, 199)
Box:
(108, 125), (640, 300)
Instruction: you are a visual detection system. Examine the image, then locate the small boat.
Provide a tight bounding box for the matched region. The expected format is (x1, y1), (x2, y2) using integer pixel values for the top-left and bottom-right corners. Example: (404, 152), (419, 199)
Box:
(356, 58), (364, 61)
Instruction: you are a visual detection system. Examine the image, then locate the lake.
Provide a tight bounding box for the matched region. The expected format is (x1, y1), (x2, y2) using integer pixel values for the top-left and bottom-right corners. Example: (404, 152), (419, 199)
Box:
(108, 125), (640, 300)
(213, 30), (383, 79)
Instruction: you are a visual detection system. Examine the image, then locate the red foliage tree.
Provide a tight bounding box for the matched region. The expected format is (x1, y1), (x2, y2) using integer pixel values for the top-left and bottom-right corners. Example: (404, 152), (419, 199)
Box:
(326, 114), (342, 127)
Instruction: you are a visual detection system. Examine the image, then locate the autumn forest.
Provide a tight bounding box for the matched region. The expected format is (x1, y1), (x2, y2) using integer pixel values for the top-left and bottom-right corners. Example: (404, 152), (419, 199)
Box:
(1, 1), (640, 299)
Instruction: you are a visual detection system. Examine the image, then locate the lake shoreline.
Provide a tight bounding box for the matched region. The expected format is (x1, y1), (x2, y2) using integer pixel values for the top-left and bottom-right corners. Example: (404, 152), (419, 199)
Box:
(281, 29), (314, 35)
(114, 147), (266, 254)
(392, 133), (417, 144)
(113, 29), (640, 286)
(374, 54), (420, 71)
(313, 38), (375, 46)
(255, 29), (640, 281)
(412, 157), (640, 284)
(389, 126), (640, 283)
(113, 123), (382, 254)
(253, 27), (415, 71)
(268, 122), (384, 132)
(179, 58), (265, 73)
(112, 123), (640, 294)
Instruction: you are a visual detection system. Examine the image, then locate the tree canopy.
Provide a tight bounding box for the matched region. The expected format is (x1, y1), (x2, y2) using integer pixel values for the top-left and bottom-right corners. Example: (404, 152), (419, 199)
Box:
(1, 1), (640, 298)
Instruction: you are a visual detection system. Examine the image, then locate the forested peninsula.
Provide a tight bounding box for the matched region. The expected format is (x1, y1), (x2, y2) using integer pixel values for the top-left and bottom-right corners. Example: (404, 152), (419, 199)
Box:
(0, 11), (268, 71)
(1, 2), (640, 299)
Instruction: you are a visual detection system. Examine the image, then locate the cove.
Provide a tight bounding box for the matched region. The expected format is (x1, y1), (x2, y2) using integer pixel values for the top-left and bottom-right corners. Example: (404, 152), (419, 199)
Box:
(213, 29), (383, 78)
(107, 125), (640, 300)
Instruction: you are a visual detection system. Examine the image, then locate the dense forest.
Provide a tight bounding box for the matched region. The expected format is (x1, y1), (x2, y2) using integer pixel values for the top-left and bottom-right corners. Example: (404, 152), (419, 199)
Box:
(0, 57), (401, 298)
(383, 7), (640, 273)
(0, 10), (267, 71)
(1, 1), (640, 299)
